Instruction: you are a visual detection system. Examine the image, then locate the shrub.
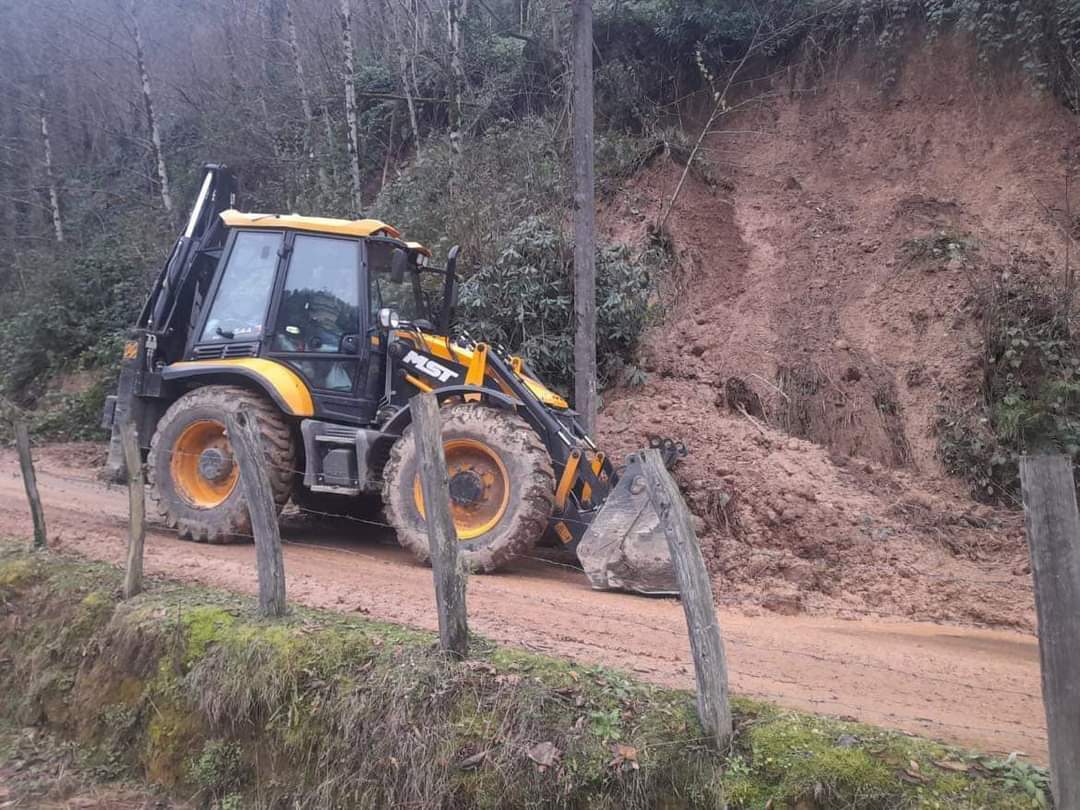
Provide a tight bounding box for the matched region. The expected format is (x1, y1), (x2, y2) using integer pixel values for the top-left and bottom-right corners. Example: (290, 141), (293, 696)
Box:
(936, 271), (1080, 503)
(455, 217), (661, 395)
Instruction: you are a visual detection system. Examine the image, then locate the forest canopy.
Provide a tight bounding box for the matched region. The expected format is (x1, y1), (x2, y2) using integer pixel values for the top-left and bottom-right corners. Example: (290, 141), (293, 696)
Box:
(1, 0), (1078, 426)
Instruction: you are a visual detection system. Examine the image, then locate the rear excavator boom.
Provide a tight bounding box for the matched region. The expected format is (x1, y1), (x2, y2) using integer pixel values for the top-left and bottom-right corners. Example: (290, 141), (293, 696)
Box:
(103, 164), (684, 595)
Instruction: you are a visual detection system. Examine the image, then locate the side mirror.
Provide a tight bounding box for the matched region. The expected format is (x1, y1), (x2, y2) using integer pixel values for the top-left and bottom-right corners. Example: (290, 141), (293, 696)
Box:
(390, 247), (408, 284)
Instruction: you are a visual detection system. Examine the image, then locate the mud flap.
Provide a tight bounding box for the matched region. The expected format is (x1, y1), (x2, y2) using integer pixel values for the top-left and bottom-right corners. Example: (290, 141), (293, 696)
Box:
(575, 452), (678, 596)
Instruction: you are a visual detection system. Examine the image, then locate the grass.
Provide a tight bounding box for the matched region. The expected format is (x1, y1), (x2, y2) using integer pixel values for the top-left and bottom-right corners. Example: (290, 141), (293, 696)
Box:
(0, 540), (1048, 808)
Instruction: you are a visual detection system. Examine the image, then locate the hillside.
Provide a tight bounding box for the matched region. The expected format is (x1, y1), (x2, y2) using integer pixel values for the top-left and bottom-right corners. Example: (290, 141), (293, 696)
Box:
(598, 41), (1078, 628)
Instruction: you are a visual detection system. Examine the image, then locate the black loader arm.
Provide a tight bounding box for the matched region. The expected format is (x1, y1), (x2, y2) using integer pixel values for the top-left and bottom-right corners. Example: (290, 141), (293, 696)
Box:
(103, 164), (237, 480)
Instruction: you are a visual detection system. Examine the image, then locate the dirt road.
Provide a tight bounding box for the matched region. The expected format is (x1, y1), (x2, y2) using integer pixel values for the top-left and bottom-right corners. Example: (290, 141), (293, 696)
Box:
(0, 446), (1046, 762)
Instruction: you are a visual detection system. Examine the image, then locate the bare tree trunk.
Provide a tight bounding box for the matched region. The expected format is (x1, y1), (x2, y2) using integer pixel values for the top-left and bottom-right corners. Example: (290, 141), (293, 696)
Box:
(38, 89), (63, 244)
(131, 3), (173, 217)
(287, 0), (329, 196)
(571, 0), (597, 435)
(446, 0), (465, 196)
(381, 105), (396, 190)
(400, 51), (422, 157)
(392, 9), (422, 159)
(341, 0), (363, 214)
(321, 77), (339, 185)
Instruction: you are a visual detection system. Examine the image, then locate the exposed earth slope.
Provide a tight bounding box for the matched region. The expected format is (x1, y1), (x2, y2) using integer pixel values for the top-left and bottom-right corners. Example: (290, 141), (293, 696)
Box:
(598, 43), (1077, 628)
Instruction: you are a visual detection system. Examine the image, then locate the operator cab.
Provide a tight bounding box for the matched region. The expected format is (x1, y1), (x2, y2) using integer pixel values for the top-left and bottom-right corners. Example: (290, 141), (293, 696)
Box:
(186, 210), (443, 427)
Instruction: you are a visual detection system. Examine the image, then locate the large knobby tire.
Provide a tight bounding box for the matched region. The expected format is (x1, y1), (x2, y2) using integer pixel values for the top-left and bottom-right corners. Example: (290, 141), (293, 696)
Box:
(383, 404), (554, 572)
(148, 385), (295, 543)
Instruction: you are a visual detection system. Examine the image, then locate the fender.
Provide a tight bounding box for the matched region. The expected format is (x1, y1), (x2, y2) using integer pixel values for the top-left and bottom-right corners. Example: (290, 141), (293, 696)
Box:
(162, 358), (315, 417)
(381, 385), (522, 435)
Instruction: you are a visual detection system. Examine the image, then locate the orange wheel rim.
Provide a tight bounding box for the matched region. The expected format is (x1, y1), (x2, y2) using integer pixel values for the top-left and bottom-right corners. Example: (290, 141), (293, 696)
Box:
(413, 438), (510, 540)
(170, 419), (239, 508)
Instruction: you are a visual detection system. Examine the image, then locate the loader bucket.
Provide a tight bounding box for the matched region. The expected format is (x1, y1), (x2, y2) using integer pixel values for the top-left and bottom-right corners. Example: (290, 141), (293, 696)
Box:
(576, 451), (679, 596)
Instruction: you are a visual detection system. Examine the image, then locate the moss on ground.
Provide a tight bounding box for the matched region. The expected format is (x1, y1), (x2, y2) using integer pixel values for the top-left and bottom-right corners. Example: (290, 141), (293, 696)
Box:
(0, 540), (1048, 808)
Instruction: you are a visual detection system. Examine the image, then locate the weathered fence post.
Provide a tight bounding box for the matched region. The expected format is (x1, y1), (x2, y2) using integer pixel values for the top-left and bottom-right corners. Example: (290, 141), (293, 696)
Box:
(1019, 454), (1080, 808)
(14, 421), (47, 551)
(227, 409), (287, 618)
(119, 420), (146, 599)
(640, 448), (732, 749)
(412, 392), (469, 658)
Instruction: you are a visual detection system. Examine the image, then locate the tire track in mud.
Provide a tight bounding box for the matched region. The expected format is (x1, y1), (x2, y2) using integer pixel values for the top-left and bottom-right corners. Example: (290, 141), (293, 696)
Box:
(0, 448), (1047, 762)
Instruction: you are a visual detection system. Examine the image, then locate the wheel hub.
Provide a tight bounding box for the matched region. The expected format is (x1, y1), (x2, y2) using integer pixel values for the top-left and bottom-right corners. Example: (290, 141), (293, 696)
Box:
(170, 419), (239, 509)
(449, 469), (485, 507)
(198, 447), (234, 483)
(412, 438), (510, 540)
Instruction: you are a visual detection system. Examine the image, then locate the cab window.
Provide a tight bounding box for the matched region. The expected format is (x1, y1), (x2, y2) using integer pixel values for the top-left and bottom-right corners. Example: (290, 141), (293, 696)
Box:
(368, 241), (424, 323)
(272, 235), (360, 353)
(200, 231), (281, 342)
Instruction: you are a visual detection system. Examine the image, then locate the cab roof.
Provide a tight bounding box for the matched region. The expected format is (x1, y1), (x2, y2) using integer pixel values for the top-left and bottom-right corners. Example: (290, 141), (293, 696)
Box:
(219, 210), (432, 257)
(220, 209), (401, 240)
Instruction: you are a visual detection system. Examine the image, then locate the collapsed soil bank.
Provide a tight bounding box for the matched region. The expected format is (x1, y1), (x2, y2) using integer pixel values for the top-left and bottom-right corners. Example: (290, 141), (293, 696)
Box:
(0, 547), (1043, 808)
(598, 41), (1076, 628)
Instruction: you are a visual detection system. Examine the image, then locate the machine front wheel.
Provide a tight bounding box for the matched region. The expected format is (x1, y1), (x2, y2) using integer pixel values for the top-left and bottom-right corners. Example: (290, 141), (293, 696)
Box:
(382, 404), (555, 572)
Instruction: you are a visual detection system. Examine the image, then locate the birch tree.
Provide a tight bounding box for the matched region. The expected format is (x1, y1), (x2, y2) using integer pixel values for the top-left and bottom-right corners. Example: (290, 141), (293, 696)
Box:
(286, 0), (329, 196)
(130, 1), (173, 217)
(38, 89), (63, 243)
(341, 0), (363, 213)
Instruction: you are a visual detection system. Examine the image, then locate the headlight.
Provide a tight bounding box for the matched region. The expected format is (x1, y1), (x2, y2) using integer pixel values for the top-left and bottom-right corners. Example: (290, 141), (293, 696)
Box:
(378, 308), (400, 329)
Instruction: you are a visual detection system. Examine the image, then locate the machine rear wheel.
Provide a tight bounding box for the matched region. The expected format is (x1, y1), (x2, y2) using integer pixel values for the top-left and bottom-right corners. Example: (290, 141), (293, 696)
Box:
(382, 404), (555, 572)
(148, 385), (295, 543)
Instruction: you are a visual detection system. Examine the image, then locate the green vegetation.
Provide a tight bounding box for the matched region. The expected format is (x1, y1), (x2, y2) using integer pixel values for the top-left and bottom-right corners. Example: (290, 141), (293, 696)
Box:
(456, 217), (663, 393)
(3, 0), (1078, 437)
(0, 542), (1047, 808)
(937, 272), (1080, 504)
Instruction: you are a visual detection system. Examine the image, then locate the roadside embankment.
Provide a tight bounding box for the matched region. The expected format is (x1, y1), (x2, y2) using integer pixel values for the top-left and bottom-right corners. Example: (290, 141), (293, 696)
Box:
(0, 542), (1045, 808)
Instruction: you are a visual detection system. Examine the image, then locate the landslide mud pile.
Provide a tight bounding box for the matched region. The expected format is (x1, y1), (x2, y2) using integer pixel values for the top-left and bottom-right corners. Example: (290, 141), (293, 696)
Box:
(597, 44), (1078, 629)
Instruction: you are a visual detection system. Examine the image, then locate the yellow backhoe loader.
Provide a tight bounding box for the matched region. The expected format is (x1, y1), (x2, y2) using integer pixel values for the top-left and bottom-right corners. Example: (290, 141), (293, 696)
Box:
(102, 165), (685, 593)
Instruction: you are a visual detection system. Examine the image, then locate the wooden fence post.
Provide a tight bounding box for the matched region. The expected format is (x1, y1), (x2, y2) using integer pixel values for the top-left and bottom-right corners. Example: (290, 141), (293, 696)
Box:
(1019, 454), (1080, 808)
(640, 448), (732, 750)
(119, 420), (146, 599)
(412, 393), (469, 658)
(227, 409), (287, 618)
(14, 422), (46, 551)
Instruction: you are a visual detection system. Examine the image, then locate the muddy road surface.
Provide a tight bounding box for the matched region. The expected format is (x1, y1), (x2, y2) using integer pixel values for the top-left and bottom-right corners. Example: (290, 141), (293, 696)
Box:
(0, 445), (1046, 762)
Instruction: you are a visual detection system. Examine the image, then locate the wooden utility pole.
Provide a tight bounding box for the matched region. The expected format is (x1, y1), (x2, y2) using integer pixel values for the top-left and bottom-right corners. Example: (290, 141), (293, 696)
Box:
(340, 0), (363, 214)
(1019, 454), (1080, 808)
(571, 0), (597, 435)
(412, 393), (469, 658)
(640, 449), (732, 749)
(228, 409), (287, 618)
(14, 422), (46, 551)
(120, 421), (146, 599)
(446, 0), (465, 196)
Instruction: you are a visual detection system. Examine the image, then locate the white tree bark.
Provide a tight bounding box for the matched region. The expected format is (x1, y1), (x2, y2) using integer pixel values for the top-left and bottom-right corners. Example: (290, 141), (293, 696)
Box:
(392, 8), (422, 159)
(286, 0), (329, 195)
(131, 3), (173, 217)
(38, 90), (63, 243)
(341, 0), (363, 214)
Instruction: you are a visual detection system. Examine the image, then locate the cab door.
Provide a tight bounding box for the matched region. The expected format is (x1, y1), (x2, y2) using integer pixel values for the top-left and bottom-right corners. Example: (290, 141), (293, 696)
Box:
(265, 232), (376, 424)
